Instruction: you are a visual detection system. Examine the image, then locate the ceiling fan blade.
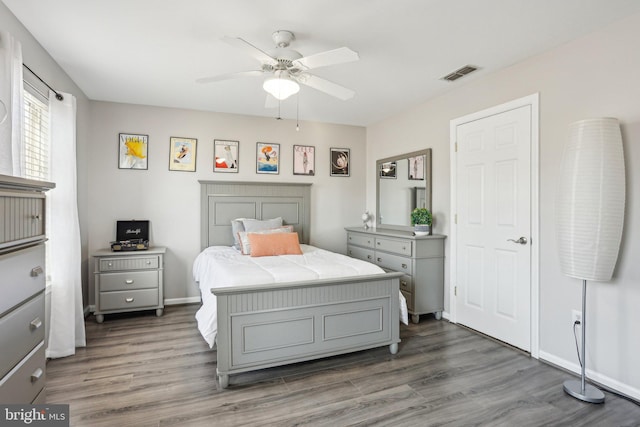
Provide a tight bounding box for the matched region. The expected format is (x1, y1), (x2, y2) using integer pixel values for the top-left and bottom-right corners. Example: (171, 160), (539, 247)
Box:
(297, 74), (355, 101)
(196, 70), (263, 84)
(292, 47), (359, 71)
(222, 36), (277, 66)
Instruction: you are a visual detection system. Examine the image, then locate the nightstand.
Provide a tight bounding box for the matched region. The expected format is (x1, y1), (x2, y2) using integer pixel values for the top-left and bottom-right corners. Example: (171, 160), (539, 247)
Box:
(92, 247), (166, 323)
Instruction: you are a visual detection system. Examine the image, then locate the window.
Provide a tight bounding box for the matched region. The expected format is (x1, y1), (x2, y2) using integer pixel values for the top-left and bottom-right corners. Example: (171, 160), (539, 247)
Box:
(22, 81), (50, 181)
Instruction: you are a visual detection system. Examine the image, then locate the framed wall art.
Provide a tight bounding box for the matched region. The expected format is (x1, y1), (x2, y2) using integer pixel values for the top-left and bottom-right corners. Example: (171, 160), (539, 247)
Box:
(256, 142), (280, 174)
(379, 161), (397, 179)
(408, 155), (424, 180)
(169, 137), (197, 172)
(293, 145), (315, 175)
(119, 133), (148, 170)
(214, 139), (239, 172)
(330, 147), (350, 177)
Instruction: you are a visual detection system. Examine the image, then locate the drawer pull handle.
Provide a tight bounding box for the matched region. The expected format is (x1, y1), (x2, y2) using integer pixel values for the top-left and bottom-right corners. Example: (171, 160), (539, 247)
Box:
(32, 214), (41, 220)
(377, 242), (381, 245)
(367, 255), (372, 260)
(125, 297), (135, 303)
(367, 240), (371, 245)
(349, 236), (352, 241)
(402, 246), (406, 250)
(400, 281), (408, 287)
(31, 368), (44, 382)
(125, 279), (134, 284)
(146, 260), (151, 265)
(30, 266), (44, 277)
(377, 257), (382, 262)
(108, 262), (113, 267)
(402, 263), (408, 269)
(30, 318), (43, 330)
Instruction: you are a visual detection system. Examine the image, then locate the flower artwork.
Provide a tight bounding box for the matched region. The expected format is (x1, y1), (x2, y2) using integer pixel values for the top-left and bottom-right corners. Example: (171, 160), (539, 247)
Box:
(256, 142), (280, 174)
(214, 140), (239, 173)
(119, 133), (148, 169)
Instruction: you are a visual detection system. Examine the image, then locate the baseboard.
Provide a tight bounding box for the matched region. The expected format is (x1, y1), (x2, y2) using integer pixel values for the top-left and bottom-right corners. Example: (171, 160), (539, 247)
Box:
(539, 350), (640, 402)
(164, 297), (201, 305)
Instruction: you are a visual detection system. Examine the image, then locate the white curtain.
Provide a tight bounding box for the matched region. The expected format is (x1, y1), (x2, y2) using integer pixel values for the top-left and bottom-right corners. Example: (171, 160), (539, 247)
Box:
(46, 90), (86, 358)
(0, 31), (24, 176)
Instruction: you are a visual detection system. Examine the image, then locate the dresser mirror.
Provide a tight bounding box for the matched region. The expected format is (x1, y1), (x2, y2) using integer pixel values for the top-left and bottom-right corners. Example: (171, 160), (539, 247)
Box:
(376, 148), (432, 229)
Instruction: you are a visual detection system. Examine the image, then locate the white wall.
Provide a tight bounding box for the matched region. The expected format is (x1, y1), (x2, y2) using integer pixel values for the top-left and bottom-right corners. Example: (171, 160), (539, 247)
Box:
(367, 13), (640, 398)
(88, 101), (367, 303)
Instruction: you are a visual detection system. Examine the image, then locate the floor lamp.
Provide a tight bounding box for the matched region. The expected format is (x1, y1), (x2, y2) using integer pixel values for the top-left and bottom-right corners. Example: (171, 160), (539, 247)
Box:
(556, 118), (625, 403)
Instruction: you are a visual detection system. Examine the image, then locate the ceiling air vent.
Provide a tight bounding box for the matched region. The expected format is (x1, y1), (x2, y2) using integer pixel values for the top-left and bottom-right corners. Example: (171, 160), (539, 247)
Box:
(441, 65), (478, 82)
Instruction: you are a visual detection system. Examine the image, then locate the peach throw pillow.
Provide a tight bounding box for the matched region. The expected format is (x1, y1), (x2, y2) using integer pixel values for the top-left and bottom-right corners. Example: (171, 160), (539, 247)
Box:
(248, 232), (303, 257)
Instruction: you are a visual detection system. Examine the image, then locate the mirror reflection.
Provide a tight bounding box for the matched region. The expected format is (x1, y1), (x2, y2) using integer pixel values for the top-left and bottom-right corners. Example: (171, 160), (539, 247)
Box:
(377, 149), (432, 229)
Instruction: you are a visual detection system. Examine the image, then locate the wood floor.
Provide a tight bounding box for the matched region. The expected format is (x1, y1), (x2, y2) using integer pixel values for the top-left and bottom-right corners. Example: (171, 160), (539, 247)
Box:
(46, 304), (640, 427)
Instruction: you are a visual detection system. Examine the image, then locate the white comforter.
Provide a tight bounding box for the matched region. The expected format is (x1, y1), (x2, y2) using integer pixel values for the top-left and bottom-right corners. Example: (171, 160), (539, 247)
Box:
(193, 244), (408, 348)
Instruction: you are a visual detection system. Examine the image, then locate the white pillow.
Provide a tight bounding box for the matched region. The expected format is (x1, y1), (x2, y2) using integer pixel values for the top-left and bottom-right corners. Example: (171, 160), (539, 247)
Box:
(242, 217), (283, 232)
(237, 225), (293, 255)
(230, 219), (247, 249)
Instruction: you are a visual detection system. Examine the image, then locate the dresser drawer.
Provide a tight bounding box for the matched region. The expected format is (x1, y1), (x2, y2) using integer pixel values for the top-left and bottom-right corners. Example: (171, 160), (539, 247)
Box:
(99, 255), (159, 272)
(99, 288), (159, 311)
(0, 293), (45, 379)
(375, 237), (412, 256)
(0, 341), (45, 404)
(0, 244), (45, 316)
(0, 192), (45, 247)
(347, 233), (374, 248)
(99, 270), (159, 292)
(398, 274), (413, 293)
(375, 252), (412, 274)
(347, 245), (375, 263)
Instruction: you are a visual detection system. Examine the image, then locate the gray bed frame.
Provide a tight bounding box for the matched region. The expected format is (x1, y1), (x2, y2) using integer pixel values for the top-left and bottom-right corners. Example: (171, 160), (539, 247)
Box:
(199, 181), (401, 389)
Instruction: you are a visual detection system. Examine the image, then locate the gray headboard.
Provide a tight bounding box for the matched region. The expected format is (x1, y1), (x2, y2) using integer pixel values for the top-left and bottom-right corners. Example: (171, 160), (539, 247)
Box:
(199, 181), (312, 250)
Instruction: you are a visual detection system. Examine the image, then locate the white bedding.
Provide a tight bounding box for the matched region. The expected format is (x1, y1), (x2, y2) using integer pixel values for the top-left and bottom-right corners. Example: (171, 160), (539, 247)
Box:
(193, 244), (409, 348)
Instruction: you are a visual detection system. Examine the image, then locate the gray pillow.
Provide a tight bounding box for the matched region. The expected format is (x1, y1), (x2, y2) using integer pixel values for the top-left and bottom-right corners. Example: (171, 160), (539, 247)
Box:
(231, 219), (247, 249)
(242, 217), (283, 232)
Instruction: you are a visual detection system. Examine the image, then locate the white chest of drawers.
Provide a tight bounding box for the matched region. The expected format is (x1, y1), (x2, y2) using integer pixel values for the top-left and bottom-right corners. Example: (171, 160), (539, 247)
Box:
(92, 247), (166, 323)
(0, 174), (54, 404)
(346, 227), (445, 323)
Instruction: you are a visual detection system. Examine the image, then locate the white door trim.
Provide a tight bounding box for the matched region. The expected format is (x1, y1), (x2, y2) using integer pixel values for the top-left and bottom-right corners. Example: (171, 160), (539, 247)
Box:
(449, 93), (540, 358)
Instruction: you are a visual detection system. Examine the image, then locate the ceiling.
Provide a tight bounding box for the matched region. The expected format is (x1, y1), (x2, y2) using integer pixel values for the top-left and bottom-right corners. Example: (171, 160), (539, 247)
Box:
(4, 0), (640, 126)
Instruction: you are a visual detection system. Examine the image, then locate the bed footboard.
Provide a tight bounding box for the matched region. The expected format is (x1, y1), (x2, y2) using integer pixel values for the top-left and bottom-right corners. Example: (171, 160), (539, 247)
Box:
(212, 272), (402, 389)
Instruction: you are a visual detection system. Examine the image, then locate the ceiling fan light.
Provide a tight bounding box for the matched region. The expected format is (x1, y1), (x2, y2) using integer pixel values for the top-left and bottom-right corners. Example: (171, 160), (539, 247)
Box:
(263, 71), (300, 100)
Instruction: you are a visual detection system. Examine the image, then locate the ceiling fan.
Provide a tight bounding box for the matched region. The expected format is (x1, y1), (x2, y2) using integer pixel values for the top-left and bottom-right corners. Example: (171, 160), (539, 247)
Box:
(197, 30), (359, 103)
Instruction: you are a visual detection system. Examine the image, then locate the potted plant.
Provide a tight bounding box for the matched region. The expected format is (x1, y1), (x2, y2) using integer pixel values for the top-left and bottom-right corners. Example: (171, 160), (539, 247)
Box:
(411, 208), (432, 236)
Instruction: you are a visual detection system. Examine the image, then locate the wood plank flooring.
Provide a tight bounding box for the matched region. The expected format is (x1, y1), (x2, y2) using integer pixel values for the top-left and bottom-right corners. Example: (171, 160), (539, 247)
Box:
(46, 304), (640, 426)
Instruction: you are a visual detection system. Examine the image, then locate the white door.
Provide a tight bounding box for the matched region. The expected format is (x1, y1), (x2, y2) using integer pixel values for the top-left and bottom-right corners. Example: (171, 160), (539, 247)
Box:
(454, 103), (532, 352)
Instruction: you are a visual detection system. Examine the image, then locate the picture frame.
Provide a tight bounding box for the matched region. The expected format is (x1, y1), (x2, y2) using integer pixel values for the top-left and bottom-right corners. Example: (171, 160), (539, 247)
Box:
(169, 137), (197, 172)
(408, 155), (425, 180)
(214, 139), (239, 173)
(293, 145), (315, 176)
(330, 147), (350, 177)
(118, 133), (148, 170)
(256, 142), (280, 174)
(379, 161), (397, 179)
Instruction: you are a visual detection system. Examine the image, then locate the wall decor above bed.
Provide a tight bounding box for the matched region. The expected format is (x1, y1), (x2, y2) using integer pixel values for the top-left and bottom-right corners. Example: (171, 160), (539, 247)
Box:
(168, 136), (197, 172)
(330, 147), (350, 177)
(118, 133), (148, 170)
(256, 142), (280, 174)
(214, 139), (238, 172)
(293, 145), (315, 176)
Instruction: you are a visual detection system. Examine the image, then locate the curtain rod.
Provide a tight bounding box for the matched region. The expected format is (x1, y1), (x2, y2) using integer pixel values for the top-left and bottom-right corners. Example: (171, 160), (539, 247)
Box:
(22, 64), (64, 101)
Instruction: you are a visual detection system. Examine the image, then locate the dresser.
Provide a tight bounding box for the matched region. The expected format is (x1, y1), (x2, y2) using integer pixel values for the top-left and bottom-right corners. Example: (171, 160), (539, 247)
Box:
(93, 247), (166, 323)
(0, 174), (54, 404)
(345, 227), (445, 323)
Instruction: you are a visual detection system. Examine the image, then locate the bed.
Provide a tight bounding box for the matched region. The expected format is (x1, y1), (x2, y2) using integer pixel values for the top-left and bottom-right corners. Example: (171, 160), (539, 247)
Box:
(195, 181), (403, 389)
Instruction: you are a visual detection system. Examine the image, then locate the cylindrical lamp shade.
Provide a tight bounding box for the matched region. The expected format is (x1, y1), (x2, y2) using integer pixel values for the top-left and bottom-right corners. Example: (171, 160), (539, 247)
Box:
(556, 118), (625, 281)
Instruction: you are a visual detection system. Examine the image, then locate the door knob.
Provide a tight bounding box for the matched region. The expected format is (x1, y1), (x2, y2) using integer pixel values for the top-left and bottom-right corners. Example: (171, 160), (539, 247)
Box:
(507, 237), (528, 245)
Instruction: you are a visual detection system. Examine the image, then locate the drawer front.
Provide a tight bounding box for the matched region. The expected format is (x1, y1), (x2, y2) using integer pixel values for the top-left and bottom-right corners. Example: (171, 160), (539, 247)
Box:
(347, 245), (375, 263)
(99, 289), (159, 311)
(401, 290), (414, 311)
(375, 237), (412, 256)
(99, 255), (159, 272)
(347, 233), (374, 248)
(0, 244), (45, 316)
(0, 193), (45, 247)
(99, 270), (159, 292)
(398, 274), (413, 293)
(375, 252), (412, 274)
(0, 342), (45, 404)
(0, 293), (45, 379)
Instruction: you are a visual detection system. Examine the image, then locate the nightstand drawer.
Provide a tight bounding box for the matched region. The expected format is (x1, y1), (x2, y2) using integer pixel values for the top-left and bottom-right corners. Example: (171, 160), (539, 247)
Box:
(399, 274), (413, 293)
(401, 290), (414, 311)
(375, 252), (412, 274)
(99, 271), (159, 292)
(347, 233), (374, 248)
(99, 256), (159, 272)
(347, 245), (374, 263)
(375, 238), (412, 256)
(0, 293), (45, 379)
(99, 289), (159, 311)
